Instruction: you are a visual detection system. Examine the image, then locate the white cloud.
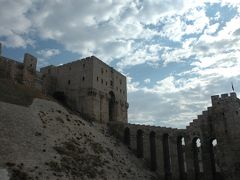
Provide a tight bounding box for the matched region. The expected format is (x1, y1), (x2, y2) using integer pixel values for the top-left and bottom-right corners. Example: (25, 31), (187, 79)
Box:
(204, 23), (219, 35)
(0, 0), (32, 47)
(127, 76), (140, 93)
(138, 0), (185, 24)
(1, 0), (240, 128)
(128, 68), (240, 128)
(117, 44), (163, 69)
(212, 11), (220, 21)
(30, 0), (136, 60)
(144, 78), (151, 84)
(159, 7), (209, 42)
(37, 49), (60, 59)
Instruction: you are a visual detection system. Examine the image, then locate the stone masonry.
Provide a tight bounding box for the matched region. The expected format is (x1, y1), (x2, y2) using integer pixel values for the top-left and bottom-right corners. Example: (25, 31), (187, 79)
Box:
(40, 56), (128, 123)
(109, 92), (240, 180)
(0, 43), (37, 86)
(1, 42), (239, 179)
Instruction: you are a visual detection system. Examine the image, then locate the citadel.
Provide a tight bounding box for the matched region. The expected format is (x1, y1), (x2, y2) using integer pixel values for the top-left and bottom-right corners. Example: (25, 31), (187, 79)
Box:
(0, 43), (240, 180)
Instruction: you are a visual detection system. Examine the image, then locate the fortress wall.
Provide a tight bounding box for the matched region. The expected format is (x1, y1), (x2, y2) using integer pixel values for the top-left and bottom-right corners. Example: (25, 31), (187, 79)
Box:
(109, 122), (186, 180)
(109, 92), (240, 180)
(0, 53), (37, 86)
(0, 57), (15, 79)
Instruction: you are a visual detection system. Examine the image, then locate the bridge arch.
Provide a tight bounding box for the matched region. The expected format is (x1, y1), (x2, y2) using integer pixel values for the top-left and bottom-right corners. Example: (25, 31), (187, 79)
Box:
(192, 137), (203, 180)
(177, 136), (187, 180)
(210, 138), (221, 180)
(163, 133), (172, 180)
(137, 129), (144, 158)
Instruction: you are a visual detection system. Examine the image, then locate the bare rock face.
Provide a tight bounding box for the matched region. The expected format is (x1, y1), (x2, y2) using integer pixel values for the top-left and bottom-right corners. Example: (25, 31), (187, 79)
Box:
(0, 99), (157, 180)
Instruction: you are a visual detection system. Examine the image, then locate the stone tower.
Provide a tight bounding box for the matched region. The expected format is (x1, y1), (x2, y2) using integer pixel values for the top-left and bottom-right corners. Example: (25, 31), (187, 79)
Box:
(22, 53), (37, 86)
(41, 56), (128, 123)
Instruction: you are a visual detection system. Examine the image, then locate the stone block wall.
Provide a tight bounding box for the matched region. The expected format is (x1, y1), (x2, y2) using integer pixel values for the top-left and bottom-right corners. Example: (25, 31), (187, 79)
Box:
(0, 52), (37, 86)
(40, 56), (128, 124)
(109, 92), (240, 180)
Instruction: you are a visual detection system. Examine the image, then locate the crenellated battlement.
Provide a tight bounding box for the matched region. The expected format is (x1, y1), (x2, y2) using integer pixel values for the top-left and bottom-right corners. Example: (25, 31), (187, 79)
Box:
(109, 92), (240, 180)
(0, 46), (37, 86)
(211, 92), (237, 106)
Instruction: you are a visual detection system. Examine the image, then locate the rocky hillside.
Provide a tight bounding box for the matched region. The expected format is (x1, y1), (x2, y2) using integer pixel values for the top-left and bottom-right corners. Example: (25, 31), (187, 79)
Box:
(0, 98), (158, 180)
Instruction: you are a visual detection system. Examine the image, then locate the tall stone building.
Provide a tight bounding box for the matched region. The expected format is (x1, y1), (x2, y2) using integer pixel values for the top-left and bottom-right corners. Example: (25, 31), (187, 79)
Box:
(40, 56), (128, 123)
(0, 43), (37, 86)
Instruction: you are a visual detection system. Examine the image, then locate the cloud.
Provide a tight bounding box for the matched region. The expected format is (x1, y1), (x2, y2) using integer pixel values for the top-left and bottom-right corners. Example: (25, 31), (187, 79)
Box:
(138, 0), (184, 24)
(36, 48), (61, 68)
(144, 78), (151, 84)
(37, 49), (60, 59)
(127, 69), (240, 128)
(1, 0), (240, 128)
(126, 9), (240, 127)
(0, 0), (32, 47)
(30, 0), (137, 60)
(127, 76), (140, 93)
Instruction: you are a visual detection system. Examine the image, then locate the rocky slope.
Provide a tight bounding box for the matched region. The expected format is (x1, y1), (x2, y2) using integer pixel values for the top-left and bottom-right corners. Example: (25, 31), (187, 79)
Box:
(0, 99), (157, 180)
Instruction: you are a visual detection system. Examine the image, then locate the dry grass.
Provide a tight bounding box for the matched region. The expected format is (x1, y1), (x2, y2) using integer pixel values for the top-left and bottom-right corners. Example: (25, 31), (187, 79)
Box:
(49, 139), (106, 179)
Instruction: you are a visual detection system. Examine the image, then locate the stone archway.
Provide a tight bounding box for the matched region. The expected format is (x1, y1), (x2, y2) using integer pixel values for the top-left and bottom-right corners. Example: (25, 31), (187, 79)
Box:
(192, 137), (203, 180)
(177, 136), (187, 180)
(210, 138), (221, 180)
(137, 129), (144, 158)
(163, 133), (172, 180)
(150, 131), (157, 171)
(124, 127), (130, 146)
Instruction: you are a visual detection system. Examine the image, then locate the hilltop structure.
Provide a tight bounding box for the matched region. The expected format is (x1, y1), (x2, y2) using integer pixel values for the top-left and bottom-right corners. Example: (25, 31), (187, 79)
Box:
(0, 43), (37, 86)
(0, 43), (240, 180)
(40, 56), (128, 123)
(110, 92), (240, 180)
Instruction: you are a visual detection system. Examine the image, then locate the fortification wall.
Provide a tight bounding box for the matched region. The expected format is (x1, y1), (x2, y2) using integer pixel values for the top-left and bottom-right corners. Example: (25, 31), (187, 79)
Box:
(109, 92), (240, 180)
(0, 53), (37, 86)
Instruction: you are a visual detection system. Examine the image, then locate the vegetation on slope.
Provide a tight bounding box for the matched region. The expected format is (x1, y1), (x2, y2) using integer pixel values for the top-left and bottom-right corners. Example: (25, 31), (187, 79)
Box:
(0, 99), (158, 180)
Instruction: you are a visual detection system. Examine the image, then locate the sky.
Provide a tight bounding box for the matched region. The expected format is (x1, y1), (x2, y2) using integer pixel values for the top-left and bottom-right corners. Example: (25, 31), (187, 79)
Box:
(0, 0), (240, 128)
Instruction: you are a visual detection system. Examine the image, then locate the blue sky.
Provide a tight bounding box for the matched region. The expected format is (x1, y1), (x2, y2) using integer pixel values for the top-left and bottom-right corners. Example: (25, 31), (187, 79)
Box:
(1, 0), (240, 128)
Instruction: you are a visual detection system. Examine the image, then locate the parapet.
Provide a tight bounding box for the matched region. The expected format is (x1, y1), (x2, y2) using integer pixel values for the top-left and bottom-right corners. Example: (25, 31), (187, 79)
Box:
(211, 92), (237, 106)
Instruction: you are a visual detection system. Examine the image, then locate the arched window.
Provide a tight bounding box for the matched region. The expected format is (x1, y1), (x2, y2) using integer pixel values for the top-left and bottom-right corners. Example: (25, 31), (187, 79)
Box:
(163, 133), (171, 179)
(150, 131), (157, 171)
(124, 127), (130, 147)
(177, 136), (187, 180)
(137, 129), (144, 158)
(192, 137), (203, 180)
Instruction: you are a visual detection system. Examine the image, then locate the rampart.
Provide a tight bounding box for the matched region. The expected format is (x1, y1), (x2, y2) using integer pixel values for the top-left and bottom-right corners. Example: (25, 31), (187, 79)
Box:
(0, 45), (37, 86)
(109, 92), (240, 180)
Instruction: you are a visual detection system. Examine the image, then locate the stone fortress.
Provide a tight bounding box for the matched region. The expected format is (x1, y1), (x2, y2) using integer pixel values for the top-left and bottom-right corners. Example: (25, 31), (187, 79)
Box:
(40, 56), (128, 123)
(0, 43), (240, 180)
